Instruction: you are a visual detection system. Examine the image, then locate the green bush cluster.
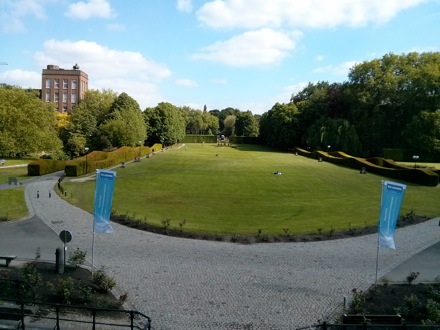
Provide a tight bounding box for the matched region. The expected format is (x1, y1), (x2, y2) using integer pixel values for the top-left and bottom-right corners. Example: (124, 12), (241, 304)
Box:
(28, 159), (66, 176)
(295, 147), (439, 186)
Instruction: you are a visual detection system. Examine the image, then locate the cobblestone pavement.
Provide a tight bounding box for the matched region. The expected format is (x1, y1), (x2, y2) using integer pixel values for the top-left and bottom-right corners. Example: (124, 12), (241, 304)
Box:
(4, 172), (440, 329)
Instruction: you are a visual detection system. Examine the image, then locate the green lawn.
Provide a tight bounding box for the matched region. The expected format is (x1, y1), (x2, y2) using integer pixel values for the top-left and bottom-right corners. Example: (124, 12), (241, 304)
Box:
(0, 188), (28, 220)
(60, 144), (440, 236)
(0, 166), (29, 184)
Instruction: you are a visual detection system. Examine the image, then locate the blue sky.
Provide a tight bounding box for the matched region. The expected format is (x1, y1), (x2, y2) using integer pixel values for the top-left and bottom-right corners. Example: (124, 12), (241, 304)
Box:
(1, 0), (439, 114)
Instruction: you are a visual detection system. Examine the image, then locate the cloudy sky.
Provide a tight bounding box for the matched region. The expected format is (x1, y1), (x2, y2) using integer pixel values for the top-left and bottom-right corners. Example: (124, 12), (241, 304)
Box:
(1, 0), (439, 114)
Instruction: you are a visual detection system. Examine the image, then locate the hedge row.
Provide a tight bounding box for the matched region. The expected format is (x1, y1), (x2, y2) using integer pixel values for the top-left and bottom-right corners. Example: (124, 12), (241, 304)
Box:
(181, 135), (261, 144)
(27, 159), (67, 176)
(64, 144), (162, 177)
(27, 144), (162, 177)
(181, 135), (217, 143)
(295, 147), (439, 187)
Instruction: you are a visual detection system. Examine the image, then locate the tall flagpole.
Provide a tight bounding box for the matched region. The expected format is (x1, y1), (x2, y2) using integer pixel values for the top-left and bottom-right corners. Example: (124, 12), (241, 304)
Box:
(375, 180), (384, 286)
(92, 223), (95, 278)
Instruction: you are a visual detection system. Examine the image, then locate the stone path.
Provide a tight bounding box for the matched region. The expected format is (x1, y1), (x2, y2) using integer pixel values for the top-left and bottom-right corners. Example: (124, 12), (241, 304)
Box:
(1, 172), (439, 329)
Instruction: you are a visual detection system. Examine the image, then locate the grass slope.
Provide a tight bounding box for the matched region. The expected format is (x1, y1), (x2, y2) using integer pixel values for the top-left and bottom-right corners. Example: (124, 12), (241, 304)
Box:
(61, 144), (440, 236)
(0, 188), (28, 220)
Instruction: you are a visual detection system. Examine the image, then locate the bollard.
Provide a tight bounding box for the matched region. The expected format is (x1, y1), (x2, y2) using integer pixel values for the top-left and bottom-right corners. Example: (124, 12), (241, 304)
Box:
(55, 247), (64, 274)
(37, 190), (39, 198)
(49, 190), (51, 198)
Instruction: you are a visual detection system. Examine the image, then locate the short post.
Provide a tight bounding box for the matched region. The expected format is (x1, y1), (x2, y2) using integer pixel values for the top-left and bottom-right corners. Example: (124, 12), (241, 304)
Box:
(37, 190), (39, 198)
(49, 190), (51, 198)
(55, 247), (64, 274)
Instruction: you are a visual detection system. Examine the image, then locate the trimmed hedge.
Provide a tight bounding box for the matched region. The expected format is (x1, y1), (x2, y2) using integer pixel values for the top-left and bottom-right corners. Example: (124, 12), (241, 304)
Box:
(181, 135), (217, 143)
(28, 159), (66, 176)
(295, 147), (439, 187)
(64, 144), (162, 177)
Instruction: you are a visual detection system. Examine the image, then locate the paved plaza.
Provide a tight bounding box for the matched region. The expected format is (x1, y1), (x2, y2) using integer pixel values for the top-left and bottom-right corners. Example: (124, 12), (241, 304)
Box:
(0, 171), (439, 329)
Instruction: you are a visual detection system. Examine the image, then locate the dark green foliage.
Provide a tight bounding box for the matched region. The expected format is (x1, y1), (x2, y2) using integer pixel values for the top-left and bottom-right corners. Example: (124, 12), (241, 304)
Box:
(144, 102), (186, 145)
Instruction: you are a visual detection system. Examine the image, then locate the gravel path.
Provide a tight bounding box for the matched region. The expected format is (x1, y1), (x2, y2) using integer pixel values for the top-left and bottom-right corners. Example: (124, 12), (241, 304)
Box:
(7, 173), (440, 329)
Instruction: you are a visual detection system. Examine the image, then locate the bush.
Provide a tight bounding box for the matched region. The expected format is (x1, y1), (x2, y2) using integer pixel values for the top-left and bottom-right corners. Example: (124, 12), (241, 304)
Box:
(68, 248), (87, 268)
(93, 266), (116, 293)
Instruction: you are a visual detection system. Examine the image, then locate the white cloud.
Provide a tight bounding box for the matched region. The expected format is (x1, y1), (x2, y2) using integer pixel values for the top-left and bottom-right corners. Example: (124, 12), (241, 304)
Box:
(197, 0), (425, 29)
(0, 69), (41, 88)
(313, 61), (358, 76)
(0, 0), (49, 33)
(192, 28), (301, 67)
(107, 23), (125, 32)
(211, 78), (227, 85)
(94, 78), (163, 110)
(29, 39), (172, 109)
(281, 82), (310, 102)
(177, 0), (193, 13)
(175, 78), (198, 88)
(34, 39), (171, 81)
(65, 0), (114, 19)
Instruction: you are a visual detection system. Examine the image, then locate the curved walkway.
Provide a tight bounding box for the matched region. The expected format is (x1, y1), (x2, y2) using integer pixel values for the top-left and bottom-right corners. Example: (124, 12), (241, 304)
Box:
(1, 173), (439, 329)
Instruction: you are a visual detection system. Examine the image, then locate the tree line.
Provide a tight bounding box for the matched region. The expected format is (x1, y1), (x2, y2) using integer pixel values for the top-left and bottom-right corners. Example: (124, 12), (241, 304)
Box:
(261, 52), (440, 159)
(0, 52), (438, 160)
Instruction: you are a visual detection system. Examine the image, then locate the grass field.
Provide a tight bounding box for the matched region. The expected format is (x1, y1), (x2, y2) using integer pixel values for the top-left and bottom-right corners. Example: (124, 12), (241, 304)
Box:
(60, 144), (440, 236)
(0, 165), (29, 184)
(0, 188), (28, 220)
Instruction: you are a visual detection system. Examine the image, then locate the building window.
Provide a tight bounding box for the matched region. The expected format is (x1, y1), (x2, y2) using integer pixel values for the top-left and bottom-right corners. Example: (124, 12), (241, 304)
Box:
(45, 79), (51, 88)
(71, 79), (77, 89)
(63, 91), (68, 103)
(71, 93), (77, 103)
(45, 92), (51, 102)
(54, 92), (59, 102)
(54, 79), (60, 89)
(63, 79), (68, 89)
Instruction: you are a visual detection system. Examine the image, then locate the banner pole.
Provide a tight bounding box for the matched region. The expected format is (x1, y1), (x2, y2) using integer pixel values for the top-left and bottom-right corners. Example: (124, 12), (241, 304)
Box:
(92, 227), (95, 279)
(375, 180), (384, 286)
(375, 237), (380, 286)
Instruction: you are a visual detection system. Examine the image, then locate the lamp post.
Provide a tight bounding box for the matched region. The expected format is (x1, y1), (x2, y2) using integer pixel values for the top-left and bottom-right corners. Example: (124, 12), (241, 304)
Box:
(413, 155), (419, 168)
(139, 141), (142, 157)
(84, 147), (89, 174)
(327, 145), (331, 156)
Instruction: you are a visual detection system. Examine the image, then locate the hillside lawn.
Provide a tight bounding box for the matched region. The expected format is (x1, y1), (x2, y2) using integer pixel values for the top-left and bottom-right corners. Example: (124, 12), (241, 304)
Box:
(59, 143), (440, 237)
(0, 165), (29, 220)
(0, 165), (29, 184)
(0, 188), (28, 220)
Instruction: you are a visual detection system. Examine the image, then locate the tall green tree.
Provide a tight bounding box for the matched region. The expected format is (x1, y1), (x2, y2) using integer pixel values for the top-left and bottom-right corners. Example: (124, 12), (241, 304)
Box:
(259, 102), (299, 149)
(235, 111), (259, 136)
(99, 93), (146, 148)
(0, 87), (63, 157)
(144, 102), (186, 145)
(347, 52), (440, 155)
(64, 89), (117, 154)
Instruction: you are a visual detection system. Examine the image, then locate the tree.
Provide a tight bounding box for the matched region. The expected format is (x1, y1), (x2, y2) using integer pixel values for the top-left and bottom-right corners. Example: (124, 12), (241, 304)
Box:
(144, 102), (186, 145)
(347, 52), (440, 155)
(223, 115), (236, 136)
(404, 110), (440, 157)
(259, 102), (299, 149)
(63, 89), (117, 154)
(235, 111), (259, 136)
(0, 87), (63, 157)
(99, 93), (146, 148)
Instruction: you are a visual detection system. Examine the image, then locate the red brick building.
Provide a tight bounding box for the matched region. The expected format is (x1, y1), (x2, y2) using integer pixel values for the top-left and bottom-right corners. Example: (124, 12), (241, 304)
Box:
(41, 64), (88, 113)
